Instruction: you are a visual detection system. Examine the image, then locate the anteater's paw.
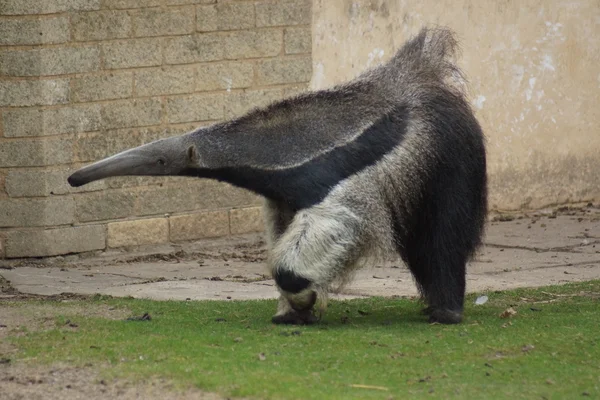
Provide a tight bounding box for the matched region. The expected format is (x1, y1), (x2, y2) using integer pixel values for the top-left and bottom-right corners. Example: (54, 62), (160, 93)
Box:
(271, 309), (319, 325)
(421, 306), (433, 315)
(428, 308), (463, 324)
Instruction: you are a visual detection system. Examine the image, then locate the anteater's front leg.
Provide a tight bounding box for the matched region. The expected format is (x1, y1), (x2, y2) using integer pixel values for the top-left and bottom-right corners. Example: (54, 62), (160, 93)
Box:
(269, 205), (361, 325)
(271, 294), (318, 325)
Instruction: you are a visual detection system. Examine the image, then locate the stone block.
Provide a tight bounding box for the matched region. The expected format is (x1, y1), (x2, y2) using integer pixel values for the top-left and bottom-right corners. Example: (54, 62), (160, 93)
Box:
(106, 176), (174, 189)
(188, 180), (261, 209)
(224, 89), (284, 118)
(3, 104), (102, 137)
(71, 72), (132, 102)
(0, 80), (69, 107)
(169, 210), (229, 241)
(223, 30), (282, 59)
(196, 5), (217, 32)
(101, 98), (162, 130)
(256, 56), (312, 85)
(101, 0), (160, 9)
(284, 26), (311, 54)
(0, 16), (70, 45)
(75, 190), (137, 222)
(197, 62), (254, 91)
(0, 46), (100, 77)
(135, 180), (260, 217)
(164, 34), (223, 64)
(73, 126), (164, 162)
(134, 66), (196, 97)
(5, 170), (56, 198)
(0, 197), (75, 228)
(5, 225), (106, 258)
(133, 7), (194, 37)
(103, 38), (161, 69)
(0, 0), (100, 15)
(230, 207), (264, 234)
(0, 138), (72, 168)
(216, 2), (255, 30)
(6, 168), (106, 198)
(72, 10), (131, 41)
(166, 93), (224, 123)
(107, 217), (168, 248)
(135, 184), (197, 216)
(256, 0), (311, 27)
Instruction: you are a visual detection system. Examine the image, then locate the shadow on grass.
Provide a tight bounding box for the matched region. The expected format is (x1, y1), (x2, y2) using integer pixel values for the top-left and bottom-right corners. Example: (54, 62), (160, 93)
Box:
(314, 299), (428, 329)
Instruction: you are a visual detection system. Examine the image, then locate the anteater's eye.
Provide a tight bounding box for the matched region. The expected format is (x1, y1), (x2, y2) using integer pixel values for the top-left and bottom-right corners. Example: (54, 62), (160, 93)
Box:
(157, 159), (166, 166)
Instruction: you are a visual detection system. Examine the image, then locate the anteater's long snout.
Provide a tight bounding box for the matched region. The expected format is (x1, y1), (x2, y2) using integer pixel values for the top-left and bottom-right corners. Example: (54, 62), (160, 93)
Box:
(68, 137), (192, 187)
(67, 149), (152, 187)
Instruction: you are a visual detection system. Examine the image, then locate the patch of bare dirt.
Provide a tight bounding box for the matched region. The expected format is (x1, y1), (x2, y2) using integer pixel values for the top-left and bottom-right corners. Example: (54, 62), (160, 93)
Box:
(0, 302), (227, 399)
(117, 246), (267, 265)
(489, 202), (600, 222)
(0, 274), (17, 294)
(0, 302), (130, 359)
(0, 364), (226, 400)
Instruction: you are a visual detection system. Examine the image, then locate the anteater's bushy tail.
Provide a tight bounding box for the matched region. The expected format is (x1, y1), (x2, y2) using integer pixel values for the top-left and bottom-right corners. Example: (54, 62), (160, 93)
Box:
(388, 27), (465, 89)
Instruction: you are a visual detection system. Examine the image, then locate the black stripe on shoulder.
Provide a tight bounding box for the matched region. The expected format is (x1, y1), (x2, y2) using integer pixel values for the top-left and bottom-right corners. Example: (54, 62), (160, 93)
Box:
(184, 105), (409, 210)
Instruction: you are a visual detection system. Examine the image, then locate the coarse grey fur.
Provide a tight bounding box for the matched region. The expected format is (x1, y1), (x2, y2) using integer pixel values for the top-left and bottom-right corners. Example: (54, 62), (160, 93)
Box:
(68, 27), (488, 325)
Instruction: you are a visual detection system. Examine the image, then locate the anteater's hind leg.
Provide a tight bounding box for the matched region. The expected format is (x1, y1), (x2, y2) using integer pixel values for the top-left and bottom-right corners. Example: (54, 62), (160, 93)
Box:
(405, 242), (466, 324)
(398, 199), (481, 324)
(269, 205), (362, 325)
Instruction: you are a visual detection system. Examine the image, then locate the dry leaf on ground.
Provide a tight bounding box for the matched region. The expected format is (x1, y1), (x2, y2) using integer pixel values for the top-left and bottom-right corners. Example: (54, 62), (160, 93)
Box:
(499, 307), (517, 318)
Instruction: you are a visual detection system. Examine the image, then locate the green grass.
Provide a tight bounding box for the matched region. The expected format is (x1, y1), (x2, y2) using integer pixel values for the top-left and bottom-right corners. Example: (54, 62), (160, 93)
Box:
(4, 281), (600, 399)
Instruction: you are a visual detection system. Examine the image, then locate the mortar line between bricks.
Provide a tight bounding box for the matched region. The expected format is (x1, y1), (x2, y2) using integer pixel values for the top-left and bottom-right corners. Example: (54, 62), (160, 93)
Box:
(0, 25), (300, 50)
(1, 82), (306, 112)
(0, 81), (307, 111)
(66, 11), (75, 46)
(0, 13), (74, 21)
(0, 54), (311, 81)
(484, 242), (600, 254)
(0, 41), (101, 53)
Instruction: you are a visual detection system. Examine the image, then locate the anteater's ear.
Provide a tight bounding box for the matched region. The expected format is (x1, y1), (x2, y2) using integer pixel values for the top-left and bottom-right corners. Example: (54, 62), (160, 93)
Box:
(187, 145), (199, 165)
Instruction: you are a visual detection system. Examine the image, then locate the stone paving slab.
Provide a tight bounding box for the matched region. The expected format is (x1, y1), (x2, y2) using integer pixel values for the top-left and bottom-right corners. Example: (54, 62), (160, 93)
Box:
(485, 210), (600, 250)
(1, 211), (600, 301)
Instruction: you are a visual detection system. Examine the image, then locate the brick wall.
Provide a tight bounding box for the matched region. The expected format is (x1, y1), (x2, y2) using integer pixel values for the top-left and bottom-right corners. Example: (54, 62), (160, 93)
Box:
(0, 0), (312, 258)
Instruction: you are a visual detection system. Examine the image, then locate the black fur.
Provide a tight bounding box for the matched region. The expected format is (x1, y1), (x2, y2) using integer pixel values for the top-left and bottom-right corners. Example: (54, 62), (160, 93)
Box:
(273, 269), (312, 294)
(182, 105), (409, 210)
(389, 89), (487, 324)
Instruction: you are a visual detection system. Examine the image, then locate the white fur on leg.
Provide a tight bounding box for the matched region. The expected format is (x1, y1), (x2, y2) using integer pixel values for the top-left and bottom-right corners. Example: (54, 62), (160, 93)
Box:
(274, 295), (294, 317)
(270, 203), (362, 285)
(270, 202), (362, 318)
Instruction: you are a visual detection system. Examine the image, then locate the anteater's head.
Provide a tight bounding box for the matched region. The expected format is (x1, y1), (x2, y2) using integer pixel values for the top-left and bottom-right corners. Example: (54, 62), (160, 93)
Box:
(67, 136), (199, 187)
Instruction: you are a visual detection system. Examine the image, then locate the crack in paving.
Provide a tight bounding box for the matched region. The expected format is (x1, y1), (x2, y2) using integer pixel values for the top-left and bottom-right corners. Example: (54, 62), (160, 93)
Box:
(485, 241), (600, 254)
(113, 249), (267, 265)
(114, 277), (169, 286)
(90, 272), (154, 280)
(478, 260), (600, 276)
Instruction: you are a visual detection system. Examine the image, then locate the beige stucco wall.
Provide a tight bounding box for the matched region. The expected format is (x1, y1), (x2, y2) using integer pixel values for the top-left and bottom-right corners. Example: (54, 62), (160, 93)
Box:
(311, 0), (600, 210)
